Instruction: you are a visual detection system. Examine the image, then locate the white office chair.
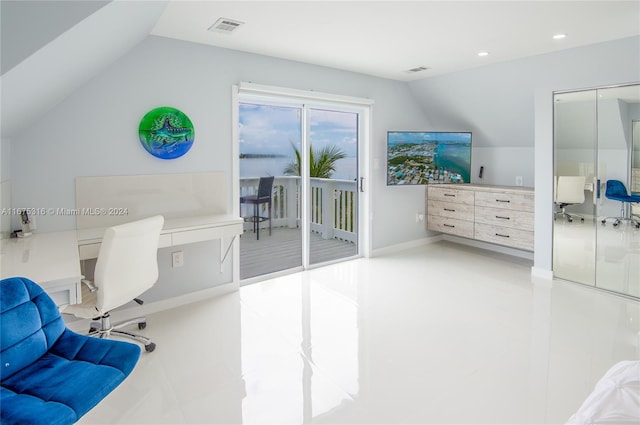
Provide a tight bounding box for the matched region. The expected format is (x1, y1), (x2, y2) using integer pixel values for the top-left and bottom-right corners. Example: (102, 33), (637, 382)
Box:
(64, 215), (164, 352)
(555, 176), (586, 222)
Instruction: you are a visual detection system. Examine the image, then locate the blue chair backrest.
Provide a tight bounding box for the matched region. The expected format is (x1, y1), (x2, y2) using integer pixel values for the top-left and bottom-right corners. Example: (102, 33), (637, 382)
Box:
(605, 180), (629, 199)
(1, 277), (66, 381)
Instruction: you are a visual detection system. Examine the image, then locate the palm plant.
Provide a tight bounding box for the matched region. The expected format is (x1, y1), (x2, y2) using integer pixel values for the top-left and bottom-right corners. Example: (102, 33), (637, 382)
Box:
(283, 144), (347, 178)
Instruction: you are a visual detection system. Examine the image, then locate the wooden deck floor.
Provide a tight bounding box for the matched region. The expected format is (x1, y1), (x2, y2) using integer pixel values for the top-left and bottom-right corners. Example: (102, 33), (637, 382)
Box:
(239, 227), (357, 280)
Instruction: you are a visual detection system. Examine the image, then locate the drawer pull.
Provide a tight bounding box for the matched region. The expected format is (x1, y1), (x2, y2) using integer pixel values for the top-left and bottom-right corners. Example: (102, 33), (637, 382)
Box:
(444, 224), (455, 228)
(495, 215), (510, 220)
(495, 233), (510, 238)
(444, 208), (456, 212)
(496, 199), (511, 203)
(444, 193), (456, 197)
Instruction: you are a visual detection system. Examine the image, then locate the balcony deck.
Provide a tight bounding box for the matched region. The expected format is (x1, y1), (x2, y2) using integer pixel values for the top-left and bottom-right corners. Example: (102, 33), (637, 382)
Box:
(239, 227), (357, 280)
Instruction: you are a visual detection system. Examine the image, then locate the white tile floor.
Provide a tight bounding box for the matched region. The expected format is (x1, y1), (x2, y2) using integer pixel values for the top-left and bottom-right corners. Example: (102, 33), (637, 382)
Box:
(554, 218), (640, 297)
(78, 240), (640, 424)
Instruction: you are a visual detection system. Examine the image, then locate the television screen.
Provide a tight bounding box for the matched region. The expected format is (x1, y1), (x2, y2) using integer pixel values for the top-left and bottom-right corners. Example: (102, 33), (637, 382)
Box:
(387, 131), (472, 185)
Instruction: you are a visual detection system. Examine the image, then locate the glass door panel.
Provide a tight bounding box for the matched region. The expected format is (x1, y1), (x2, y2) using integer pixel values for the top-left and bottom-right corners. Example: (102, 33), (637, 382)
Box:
(239, 103), (303, 280)
(553, 89), (597, 286)
(307, 108), (358, 266)
(595, 85), (640, 297)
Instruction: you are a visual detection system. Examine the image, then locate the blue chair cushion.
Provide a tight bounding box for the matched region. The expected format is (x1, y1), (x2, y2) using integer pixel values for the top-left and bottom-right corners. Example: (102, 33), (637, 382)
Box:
(1, 277), (141, 425)
(605, 179), (640, 202)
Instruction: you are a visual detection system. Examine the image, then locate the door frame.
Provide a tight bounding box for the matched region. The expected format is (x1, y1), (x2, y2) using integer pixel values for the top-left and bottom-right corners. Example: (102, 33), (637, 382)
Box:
(232, 83), (373, 281)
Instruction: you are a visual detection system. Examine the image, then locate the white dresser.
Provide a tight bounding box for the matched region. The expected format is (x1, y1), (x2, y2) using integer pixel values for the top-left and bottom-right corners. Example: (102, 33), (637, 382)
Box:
(427, 184), (534, 251)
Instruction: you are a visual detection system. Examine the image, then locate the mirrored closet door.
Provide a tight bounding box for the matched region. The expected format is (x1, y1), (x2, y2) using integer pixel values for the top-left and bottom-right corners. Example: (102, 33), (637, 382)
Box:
(553, 83), (640, 298)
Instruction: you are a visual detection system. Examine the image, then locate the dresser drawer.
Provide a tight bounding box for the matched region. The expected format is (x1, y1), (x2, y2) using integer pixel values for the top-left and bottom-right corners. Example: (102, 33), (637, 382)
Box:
(427, 186), (474, 205)
(474, 223), (534, 251)
(428, 200), (474, 221)
(427, 215), (474, 238)
(474, 206), (534, 231)
(475, 190), (534, 212)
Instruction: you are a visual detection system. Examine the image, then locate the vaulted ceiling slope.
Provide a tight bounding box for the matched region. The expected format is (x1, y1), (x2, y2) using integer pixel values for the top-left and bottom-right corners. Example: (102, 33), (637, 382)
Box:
(0, 1), (168, 138)
(0, 0), (111, 75)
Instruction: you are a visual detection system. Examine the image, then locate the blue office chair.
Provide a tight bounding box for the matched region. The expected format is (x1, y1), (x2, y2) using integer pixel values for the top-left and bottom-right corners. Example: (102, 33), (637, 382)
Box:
(1, 277), (141, 425)
(601, 179), (640, 228)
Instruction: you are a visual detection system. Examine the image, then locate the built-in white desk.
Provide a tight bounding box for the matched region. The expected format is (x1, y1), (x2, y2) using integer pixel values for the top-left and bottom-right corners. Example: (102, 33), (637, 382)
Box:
(1, 231), (83, 307)
(77, 214), (243, 262)
(1, 214), (243, 307)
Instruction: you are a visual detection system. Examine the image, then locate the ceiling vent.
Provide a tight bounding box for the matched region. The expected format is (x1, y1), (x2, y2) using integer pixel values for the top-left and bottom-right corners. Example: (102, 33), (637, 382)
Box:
(208, 18), (244, 34)
(406, 66), (430, 74)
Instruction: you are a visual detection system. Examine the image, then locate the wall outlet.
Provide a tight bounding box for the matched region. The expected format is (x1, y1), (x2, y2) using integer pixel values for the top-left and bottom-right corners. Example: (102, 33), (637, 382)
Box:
(415, 212), (424, 222)
(515, 176), (523, 186)
(172, 251), (184, 268)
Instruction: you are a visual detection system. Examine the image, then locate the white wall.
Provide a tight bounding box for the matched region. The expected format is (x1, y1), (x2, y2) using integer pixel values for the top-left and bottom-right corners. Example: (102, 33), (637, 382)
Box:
(471, 147), (534, 186)
(0, 137), (9, 238)
(408, 36), (640, 274)
(8, 35), (429, 301)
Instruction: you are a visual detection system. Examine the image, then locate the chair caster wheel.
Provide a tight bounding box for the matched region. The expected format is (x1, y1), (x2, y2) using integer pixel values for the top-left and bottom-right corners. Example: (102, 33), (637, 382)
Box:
(568, 218), (573, 223)
(601, 220), (606, 224)
(145, 343), (156, 352)
(138, 322), (147, 330)
(580, 218), (584, 222)
(89, 327), (98, 334)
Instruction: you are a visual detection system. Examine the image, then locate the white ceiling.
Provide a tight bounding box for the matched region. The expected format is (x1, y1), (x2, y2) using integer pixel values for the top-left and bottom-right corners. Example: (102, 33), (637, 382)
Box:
(151, 0), (640, 81)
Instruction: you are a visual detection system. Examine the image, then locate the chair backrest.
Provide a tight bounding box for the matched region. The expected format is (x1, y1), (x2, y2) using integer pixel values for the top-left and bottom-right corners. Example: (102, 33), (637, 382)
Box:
(1, 277), (66, 381)
(95, 215), (164, 313)
(257, 176), (275, 201)
(556, 176), (586, 204)
(605, 180), (629, 199)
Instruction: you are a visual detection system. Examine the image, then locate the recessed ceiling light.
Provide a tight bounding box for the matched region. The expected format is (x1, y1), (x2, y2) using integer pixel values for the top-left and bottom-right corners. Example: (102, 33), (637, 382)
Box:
(553, 33), (567, 40)
(477, 51), (489, 57)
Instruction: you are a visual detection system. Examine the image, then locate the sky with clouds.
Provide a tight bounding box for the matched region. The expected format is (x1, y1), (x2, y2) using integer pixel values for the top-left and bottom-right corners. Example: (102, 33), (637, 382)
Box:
(239, 103), (357, 157)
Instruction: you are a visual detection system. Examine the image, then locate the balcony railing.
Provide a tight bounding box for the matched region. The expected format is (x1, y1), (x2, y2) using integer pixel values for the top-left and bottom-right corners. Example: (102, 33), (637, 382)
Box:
(240, 176), (357, 243)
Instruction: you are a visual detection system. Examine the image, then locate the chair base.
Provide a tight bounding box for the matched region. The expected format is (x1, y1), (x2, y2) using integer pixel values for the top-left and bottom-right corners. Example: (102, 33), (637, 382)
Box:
(88, 313), (156, 352)
(601, 216), (640, 228)
(554, 205), (584, 223)
(243, 214), (272, 240)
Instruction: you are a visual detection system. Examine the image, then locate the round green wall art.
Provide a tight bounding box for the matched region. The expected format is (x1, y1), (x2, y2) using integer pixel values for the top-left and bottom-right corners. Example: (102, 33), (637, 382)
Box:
(138, 106), (194, 159)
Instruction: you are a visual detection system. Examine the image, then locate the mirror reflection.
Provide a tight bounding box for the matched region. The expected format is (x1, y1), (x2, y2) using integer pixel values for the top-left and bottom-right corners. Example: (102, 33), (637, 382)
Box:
(553, 83), (640, 298)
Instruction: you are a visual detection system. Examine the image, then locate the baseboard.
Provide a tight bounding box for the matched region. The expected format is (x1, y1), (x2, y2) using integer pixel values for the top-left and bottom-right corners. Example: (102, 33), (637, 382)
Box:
(442, 235), (534, 260)
(66, 281), (238, 332)
(531, 266), (554, 283)
(371, 235), (443, 257)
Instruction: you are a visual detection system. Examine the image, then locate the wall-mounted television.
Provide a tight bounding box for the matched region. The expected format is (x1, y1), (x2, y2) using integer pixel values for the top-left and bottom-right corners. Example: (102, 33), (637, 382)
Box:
(387, 131), (472, 185)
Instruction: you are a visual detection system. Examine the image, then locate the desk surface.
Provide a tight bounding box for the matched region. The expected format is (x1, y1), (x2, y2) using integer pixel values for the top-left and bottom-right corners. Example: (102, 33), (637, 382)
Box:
(1, 214), (243, 306)
(1, 231), (82, 284)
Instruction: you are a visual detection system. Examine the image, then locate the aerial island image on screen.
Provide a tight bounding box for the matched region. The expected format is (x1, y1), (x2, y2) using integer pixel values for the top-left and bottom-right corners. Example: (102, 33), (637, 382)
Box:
(387, 131), (471, 185)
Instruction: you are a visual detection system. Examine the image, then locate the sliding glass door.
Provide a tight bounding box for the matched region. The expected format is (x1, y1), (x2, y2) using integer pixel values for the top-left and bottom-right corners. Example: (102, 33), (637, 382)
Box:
(237, 95), (364, 281)
(307, 108), (358, 265)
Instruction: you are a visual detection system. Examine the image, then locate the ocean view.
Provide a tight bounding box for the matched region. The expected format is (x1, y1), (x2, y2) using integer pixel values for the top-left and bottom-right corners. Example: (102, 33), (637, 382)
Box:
(433, 143), (471, 183)
(240, 156), (357, 181)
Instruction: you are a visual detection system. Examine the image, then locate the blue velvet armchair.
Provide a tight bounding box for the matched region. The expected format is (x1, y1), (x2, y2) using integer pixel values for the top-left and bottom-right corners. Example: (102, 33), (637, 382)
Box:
(1, 277), (141, 425)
